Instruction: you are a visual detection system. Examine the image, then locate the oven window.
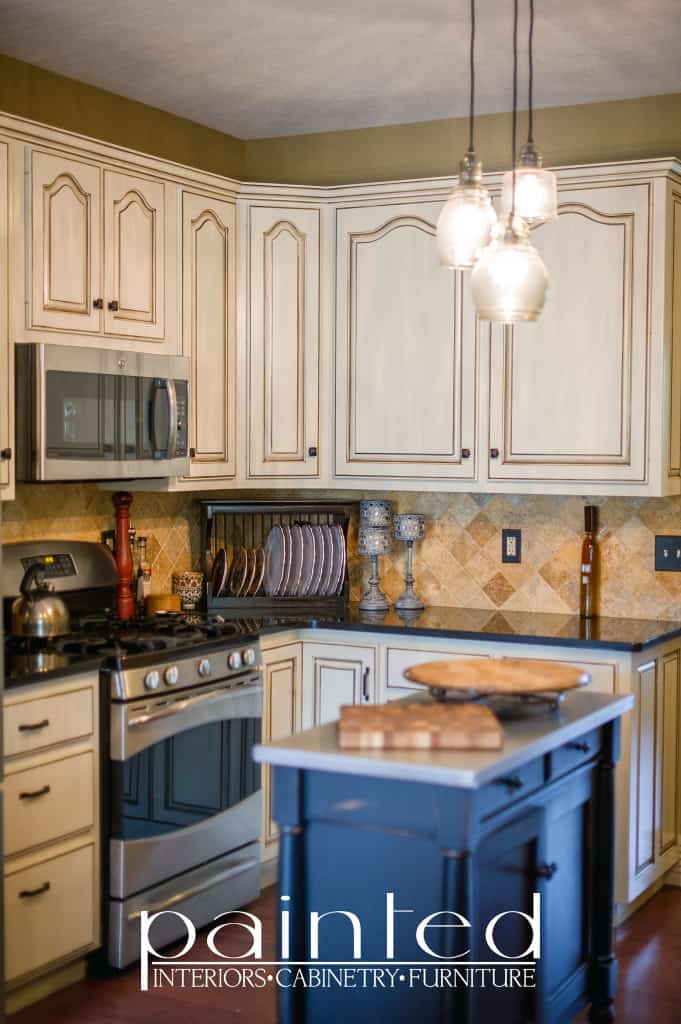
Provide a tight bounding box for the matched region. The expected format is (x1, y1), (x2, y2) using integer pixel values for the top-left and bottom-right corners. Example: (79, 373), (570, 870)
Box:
(113, 718), (261, 840)
(45, 370), (117, 459)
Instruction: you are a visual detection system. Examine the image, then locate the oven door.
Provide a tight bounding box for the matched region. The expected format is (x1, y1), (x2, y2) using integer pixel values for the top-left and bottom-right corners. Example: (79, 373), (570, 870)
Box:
(109, 675), (262, 901)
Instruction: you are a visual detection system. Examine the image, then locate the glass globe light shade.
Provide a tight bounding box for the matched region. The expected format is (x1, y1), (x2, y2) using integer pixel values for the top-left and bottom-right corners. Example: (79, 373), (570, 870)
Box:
(500, 143), (558, 225)
(471, 215), (549, 323)
(436, 156), (497, 269)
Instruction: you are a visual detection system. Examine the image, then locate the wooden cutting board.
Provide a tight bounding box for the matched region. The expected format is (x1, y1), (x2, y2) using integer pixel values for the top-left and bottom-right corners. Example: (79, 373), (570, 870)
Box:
(338, 702), (503, 751)
(404, 657), (591, 695)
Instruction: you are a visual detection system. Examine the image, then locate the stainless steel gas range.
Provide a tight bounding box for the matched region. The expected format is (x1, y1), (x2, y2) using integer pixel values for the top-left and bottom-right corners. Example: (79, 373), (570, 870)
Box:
(1, 540), (264, 971)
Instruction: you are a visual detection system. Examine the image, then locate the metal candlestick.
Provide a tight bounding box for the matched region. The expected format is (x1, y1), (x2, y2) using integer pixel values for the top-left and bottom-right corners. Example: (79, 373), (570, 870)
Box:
(394, 513), (425, 611)
(358, 525), (391, 611)
(359, 499), (392, 528)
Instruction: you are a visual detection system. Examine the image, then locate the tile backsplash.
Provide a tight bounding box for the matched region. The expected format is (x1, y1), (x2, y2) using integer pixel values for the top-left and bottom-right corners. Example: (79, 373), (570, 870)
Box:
(4, 485), (681, 621)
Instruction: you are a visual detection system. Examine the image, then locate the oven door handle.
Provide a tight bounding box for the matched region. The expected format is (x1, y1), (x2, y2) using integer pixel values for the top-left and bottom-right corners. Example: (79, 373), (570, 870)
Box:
(126, 853), (260, 922)
(127, 681), (260, 729)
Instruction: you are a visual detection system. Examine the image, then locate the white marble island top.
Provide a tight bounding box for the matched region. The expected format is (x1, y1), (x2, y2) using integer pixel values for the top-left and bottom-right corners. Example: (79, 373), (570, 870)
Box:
(253, 690), (634, 789)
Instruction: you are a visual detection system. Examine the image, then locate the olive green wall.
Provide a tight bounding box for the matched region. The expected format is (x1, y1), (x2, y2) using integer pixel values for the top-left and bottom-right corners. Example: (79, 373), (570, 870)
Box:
(1, 54), (680, 187)
(243, 92), (681, 185)
(0, 53), (245, 179)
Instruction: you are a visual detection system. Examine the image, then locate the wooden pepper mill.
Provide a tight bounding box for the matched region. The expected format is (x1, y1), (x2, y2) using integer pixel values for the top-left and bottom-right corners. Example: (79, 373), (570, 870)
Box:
(112, 491), (135, 621)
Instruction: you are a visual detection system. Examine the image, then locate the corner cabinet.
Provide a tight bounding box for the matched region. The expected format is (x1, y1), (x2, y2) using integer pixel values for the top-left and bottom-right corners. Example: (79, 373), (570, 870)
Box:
(334, 201), (478, 481)
(181, 189), (236, 479)
(246, 204), (321, 479)
(488, 182), (651, 486)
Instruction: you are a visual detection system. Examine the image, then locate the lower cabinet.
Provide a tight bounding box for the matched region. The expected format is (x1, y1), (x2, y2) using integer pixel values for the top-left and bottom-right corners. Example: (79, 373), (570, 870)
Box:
(301, 642), (375, 728)
(261, 642), (302, 859)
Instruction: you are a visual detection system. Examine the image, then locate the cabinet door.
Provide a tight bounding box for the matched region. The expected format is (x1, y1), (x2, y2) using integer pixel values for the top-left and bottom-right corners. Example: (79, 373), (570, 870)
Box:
(0, 141), (11, 494)
(182, 190), (236, 478)
(248, 206), (320, 478)
(632, 659), (657, 886)
(488, 183), (650, 484)
(103, 170), (168, 340)
(657, 652), (679, 859)
(302, 642), (375, 729)
(335, 202), (477, 480)
(261, 643), (302, 850)
(30, 149), (102, 333)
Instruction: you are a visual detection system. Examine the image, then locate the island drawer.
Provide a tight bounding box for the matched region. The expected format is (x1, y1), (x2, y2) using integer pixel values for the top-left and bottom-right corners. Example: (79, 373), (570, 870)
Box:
(4, 687), (94, 758)
(477, 757), (545, 818)
(4, 750), (95, 856)
(550, 727), (601, 779)
(4, 843), (95, 982)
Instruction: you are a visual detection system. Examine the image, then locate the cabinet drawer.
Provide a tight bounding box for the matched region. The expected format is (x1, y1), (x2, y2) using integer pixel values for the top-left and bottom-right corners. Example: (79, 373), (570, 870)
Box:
(477, 758), (545, 819)
(385, 646), (490, 693)
(4, 687), (93, 758)
(5, 844), (95, 982)
(4, 751), (95, 856)
(550, 728), (601, 780)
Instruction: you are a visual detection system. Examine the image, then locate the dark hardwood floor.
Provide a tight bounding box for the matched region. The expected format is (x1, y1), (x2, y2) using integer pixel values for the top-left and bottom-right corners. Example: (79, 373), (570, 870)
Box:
(11, 885), (681, 1022)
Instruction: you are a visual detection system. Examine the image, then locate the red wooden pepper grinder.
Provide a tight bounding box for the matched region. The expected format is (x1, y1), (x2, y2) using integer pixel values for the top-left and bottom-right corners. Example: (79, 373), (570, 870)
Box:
(113, 491), (135, 621)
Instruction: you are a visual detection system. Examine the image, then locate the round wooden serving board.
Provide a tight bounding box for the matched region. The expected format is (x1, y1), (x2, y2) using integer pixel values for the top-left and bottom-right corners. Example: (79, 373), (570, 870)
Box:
(403, 657), (591, 695)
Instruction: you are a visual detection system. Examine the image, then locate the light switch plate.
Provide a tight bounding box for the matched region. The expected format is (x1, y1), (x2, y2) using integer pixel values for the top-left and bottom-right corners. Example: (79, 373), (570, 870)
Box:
(502, 529), (522, 564)
(655, 535), (681, 571)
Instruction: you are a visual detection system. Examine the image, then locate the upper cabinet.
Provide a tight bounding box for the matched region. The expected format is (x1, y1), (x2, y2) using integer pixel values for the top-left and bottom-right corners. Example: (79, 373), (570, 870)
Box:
(181, 189), (236, 479)
(246, 205), (320, 478)
(334, 202), (478, 481)
(488, 182), (650, 486)
(15, 145), (178, 353)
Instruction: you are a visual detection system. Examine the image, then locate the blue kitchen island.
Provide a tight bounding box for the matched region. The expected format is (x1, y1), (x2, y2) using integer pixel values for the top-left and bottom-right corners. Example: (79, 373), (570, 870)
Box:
(254, 689), (633, 1024)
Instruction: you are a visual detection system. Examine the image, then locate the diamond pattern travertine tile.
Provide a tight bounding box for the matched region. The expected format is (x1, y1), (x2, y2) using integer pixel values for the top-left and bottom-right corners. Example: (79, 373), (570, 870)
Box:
(483, 572), (515, 607)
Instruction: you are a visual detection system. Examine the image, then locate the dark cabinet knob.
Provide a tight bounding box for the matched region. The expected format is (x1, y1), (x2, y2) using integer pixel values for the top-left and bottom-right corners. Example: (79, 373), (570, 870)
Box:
(308, 446), (318, 457)
(490, 448), (500, 459)
(108, 300), (119, 312)
(494, 774), (523, 790)
(189, 447), (196, 459)
(534, 862), (558, 880)
(461, 448), (471, 459)
(93, 297), (104, 309)
(0, 447), (11, 461)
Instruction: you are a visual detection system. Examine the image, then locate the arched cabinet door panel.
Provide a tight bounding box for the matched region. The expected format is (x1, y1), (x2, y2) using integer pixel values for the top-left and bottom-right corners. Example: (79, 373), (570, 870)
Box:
(334, 202), (478, 480)
(488, 183), (651, 484)
(30, 150), (102, 334)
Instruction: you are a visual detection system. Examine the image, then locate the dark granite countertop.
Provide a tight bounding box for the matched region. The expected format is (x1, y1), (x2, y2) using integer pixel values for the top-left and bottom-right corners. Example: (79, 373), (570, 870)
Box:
(252, 603), (681, 652)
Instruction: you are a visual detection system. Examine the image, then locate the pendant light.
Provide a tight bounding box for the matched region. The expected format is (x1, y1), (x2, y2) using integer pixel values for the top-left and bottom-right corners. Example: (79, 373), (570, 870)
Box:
(471, 0), (548, 323)
(500, 0), (557, 224)
(436, 0), (496, 270)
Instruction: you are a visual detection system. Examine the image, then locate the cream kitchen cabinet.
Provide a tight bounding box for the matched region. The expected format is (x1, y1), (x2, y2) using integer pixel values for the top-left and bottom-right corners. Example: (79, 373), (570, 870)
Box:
(14, 144), (178, 352)
(181, 189), (236, 479)
(246, 204), (321, 479)
(301, 641), (375, 728)
(260, 640), (302, 859)
(334, 200), (478, 482)
(0, 138), (12, 499)
(488, 181), (651, 487)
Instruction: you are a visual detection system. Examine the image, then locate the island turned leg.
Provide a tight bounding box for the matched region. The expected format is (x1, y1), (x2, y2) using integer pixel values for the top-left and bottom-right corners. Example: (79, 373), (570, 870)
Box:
(589, 720), (619, 1022)
(275, 768), (307, 1024)
(440, 848), (472, 1024)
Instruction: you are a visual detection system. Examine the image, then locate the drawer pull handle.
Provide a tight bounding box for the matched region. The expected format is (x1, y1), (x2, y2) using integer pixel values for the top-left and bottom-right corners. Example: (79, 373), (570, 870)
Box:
(19, 882), (51, 899)
(18, 719), (50, 732)
(495, 774), (523, 790)
(534, 862), (558, 881)
(567, 741), (589, 753)
(19, 785), (51, 801)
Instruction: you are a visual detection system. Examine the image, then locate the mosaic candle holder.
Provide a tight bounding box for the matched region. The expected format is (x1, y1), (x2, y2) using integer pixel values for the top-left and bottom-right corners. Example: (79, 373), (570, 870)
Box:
(359, 499), (392, 528)
(358, 525), (391, 612)
(393, 513), (425, 611)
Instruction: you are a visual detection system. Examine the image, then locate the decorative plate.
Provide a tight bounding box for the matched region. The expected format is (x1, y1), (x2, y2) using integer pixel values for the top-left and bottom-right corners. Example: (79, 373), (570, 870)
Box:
(264, 526), (287, 597)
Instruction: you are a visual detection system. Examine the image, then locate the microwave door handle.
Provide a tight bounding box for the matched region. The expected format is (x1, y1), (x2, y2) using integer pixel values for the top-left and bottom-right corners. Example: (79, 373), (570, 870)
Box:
(150, 379), (177, 457)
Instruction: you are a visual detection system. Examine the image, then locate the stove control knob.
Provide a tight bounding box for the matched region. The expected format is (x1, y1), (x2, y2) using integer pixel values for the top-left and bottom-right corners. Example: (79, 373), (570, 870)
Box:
(228, 650), (242, 671)
(144, 670), (161, 691)
(198, 658), (212, 678)
(164, 665), (179, 686)
(242, 647), (256, 667)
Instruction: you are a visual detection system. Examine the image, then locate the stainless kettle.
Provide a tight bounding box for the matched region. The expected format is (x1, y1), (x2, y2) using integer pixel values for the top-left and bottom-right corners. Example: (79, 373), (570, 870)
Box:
(11, 563), (71, 638)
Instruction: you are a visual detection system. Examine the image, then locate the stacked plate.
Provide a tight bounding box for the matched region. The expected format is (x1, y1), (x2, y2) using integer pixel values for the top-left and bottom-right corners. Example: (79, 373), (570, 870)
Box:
(210, 546), (266, 599)
(264, 523), (347, 598)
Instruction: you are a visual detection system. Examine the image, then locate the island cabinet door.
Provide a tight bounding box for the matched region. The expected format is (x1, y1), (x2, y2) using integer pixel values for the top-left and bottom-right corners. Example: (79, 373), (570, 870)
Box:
(261, 642), (302, 852)
(334, 202), (478, 481)
(247, 205), (320, 478)
(181, 190), (236, 479)
(301, 642), (375, 728)
(488, 182), (650, 485)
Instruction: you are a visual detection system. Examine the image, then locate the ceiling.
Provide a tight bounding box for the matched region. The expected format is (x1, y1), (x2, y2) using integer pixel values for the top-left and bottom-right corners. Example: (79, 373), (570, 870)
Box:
(1, 0), (679, 139)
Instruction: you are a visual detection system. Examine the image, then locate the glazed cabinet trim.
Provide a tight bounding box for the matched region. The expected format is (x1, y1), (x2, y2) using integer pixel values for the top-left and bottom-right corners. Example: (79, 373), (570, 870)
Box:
(181, 189), (236, 478)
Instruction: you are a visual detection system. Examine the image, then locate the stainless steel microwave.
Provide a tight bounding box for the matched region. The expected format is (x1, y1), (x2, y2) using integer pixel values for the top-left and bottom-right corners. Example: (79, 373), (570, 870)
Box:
(15, 343), (190, 481)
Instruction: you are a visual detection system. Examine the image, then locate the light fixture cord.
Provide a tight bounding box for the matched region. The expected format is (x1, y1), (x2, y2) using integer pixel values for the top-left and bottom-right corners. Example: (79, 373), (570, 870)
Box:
(528, 0), (535, 144)
(468, 0), (476, 156)
(511, 0), (518, 220)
